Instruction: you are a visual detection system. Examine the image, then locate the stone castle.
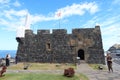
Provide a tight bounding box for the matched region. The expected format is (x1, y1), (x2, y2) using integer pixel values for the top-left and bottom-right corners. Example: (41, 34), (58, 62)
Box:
(16, 25), (105, 64)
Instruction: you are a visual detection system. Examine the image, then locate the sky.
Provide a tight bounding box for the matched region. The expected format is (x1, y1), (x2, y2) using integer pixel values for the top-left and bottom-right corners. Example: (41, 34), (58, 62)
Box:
(0, 0), (120, 51)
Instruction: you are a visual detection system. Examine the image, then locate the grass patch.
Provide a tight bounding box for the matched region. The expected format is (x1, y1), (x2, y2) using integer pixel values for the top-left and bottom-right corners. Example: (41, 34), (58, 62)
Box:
(77, 73), (89, 80)
(8, 63), (76, 70)
(89, 64), (107, 70)
(0, 73), (88, 80)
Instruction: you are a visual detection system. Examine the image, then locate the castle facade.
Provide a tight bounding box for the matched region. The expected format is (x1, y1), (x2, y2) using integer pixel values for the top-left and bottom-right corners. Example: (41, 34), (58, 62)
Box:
(16, 25), (105, 64)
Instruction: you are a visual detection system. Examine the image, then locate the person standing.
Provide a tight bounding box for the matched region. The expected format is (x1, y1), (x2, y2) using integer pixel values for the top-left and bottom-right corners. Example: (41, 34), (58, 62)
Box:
(76, 56), (80, 65)
(106, 53), (113, 72)
(5, 54), (10, 66)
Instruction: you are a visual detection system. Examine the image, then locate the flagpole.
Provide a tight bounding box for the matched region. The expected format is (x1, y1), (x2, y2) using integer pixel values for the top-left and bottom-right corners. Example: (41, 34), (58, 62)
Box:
(57, 12), (61, 29)
(59, 17), (60, 29)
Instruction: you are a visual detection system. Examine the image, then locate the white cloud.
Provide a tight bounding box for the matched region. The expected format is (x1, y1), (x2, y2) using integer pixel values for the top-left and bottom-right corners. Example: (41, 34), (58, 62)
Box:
(55, 2), (99, 19)
(81, 16), (99, 28)
(28, 2), (99, 23)
(30, 2), (99, 25)
(102, 25), (120, 36)
(13, 0), (21, 7)
(0, 0), (10, 9)
(0, 2), (99, 32)
(4, 9), (27, 17)
(0, 9), (28, 31)
(100, 15), (120, 38)
(103, 37), (118, 51)
(0, 0), (10, 4)
(101, 15), (120, 27)
(100, 15), (120, 50)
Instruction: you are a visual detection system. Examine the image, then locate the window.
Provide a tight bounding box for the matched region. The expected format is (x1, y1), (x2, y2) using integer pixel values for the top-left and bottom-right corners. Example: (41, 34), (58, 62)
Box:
(46, 42), (51, 51)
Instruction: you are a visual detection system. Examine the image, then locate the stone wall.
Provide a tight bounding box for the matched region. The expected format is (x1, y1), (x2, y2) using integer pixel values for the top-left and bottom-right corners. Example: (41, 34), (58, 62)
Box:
(16, 25), (105, 64)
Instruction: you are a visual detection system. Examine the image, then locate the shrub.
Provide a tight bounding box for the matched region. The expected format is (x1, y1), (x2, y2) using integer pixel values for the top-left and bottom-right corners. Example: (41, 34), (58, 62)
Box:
(64, 67), (75, 77)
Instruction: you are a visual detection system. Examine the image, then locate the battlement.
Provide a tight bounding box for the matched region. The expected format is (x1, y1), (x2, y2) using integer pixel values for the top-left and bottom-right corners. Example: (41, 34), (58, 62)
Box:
(25, 30), (34, 35)
(94, 25), (101, 33)
(37, 30), (50, 35)
(24, 26), (100, 36)
(72, 28), (94, 34)
(52, 29), (67, 34)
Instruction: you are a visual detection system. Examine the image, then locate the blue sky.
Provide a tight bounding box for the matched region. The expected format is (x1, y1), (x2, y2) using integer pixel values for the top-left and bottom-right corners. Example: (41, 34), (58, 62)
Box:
(0, 0), (120, 51)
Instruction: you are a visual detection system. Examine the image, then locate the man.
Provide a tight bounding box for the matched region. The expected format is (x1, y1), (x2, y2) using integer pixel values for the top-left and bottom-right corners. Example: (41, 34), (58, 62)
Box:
(5, 54), (10, 66)
(106, 53), (113, 72)
(76, 56), (80, 65)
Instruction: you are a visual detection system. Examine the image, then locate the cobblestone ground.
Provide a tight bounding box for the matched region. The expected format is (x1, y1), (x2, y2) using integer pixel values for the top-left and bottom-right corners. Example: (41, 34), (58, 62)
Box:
(77, 62), (120, 80)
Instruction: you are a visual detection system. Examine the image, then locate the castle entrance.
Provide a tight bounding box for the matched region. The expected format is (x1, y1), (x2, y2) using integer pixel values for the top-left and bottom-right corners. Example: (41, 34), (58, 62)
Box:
(78, 49), (84, 60)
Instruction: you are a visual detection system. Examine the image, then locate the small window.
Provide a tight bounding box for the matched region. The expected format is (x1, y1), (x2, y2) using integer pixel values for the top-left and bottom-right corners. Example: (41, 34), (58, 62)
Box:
(46, 42), (51, 51)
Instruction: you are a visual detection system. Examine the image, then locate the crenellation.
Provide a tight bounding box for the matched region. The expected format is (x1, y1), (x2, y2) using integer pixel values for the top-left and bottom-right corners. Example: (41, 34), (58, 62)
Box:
(52, 29), (67, 34)
(37, 30), (50, 35)
(25, 30), (33, 35)
(72, 28), (94, 34)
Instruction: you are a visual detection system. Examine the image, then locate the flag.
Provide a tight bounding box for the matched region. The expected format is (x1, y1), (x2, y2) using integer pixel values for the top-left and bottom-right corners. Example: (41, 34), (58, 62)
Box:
(25, 13), (31, 29)
(57, 12), (61, 17)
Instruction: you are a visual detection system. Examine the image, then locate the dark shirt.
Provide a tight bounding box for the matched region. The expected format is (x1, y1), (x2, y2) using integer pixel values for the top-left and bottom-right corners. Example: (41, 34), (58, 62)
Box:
(107, 56), (112, 62)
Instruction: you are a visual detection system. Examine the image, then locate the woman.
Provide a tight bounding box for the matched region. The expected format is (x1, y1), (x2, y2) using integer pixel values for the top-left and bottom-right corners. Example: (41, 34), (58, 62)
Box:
(106, 53), (113, 72)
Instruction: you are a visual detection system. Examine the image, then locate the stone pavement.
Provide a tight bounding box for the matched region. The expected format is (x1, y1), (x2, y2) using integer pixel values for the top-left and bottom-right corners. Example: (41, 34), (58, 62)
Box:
(76, 62), (120, 80)
(5, 62), (120, 80)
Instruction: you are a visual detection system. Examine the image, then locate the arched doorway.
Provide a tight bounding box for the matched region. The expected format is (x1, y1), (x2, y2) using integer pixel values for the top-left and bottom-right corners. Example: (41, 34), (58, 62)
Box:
(78, 49), (84, 60)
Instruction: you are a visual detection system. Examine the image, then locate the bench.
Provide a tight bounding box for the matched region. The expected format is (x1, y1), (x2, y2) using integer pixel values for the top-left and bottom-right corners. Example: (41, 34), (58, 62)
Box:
(0, 66), (7, 77)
